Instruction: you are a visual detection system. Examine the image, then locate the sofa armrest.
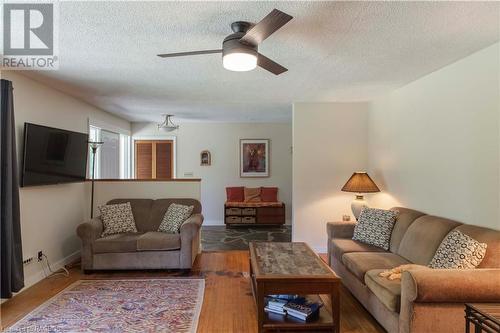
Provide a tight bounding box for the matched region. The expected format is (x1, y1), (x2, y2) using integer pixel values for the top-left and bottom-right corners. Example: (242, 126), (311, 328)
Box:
(327, 221), (356, 239)
(76, 217), (103, 243)
(402, 268), (500, 303)
(179, 213), (204, 269)
(180, 213), (204, 239)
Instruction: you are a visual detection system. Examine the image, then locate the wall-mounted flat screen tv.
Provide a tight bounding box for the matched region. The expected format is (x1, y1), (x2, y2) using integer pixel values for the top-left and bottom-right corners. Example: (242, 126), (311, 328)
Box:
(22, 123), (89, 187)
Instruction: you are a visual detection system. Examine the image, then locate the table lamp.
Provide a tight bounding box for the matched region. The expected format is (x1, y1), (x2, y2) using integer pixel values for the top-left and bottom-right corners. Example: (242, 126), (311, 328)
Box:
(341, 172), (380, 220)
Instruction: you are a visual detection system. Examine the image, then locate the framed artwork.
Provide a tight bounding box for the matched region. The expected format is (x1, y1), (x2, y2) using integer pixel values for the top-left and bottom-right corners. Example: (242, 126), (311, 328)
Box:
(240, 139), (270, 177)
(200, 150), (211, 166)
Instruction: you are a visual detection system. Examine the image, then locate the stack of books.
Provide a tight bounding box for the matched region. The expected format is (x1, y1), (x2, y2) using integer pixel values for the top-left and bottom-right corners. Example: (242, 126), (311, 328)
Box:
(264, 298), (288, 316)
(264, 295), (322, 322)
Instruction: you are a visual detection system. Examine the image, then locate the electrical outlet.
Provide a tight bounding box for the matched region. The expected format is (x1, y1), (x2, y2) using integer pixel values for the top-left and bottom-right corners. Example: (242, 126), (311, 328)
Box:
(23, 257), (34, 265)
(37, 251), (43, 261)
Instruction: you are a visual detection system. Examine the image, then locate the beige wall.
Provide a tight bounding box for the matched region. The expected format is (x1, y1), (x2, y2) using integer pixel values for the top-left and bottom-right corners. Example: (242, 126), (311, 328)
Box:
(292, 103), (369, 252)
(368, 43), (500, 230)
(132, 122), (293, 225)
(1, 71), (131, 290)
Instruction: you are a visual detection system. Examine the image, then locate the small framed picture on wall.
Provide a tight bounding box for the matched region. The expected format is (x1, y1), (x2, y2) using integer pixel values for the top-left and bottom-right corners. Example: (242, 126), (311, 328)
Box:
(200, 150), (211, 166)
(240, 139), (270, 178)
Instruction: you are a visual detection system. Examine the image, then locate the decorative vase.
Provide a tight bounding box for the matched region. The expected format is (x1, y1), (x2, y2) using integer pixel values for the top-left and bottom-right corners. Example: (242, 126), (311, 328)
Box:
(351, 195), (368, 220)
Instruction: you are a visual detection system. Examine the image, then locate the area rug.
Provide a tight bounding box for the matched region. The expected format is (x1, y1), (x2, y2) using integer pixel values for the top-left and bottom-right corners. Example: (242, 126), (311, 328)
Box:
(8, 279), (204, 333)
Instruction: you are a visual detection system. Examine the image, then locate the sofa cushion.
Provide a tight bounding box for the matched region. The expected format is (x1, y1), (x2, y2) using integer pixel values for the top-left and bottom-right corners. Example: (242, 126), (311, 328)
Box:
(429, 230), (487, 269)
(365, 269), (402, 313)
(261, 187), (278, 202)
(353, 208), (399, 250)
(388, 207), (426, 253)
(244, 187), (261, 202)
(99, 202), (138, 237)
(148, 199), (202, 231)
(226, 187), (245, 202)
(454, 224), (500, 268)
(225, 201), (283, 207)
(330, 239), (385, 262)
(397, 215), (461, 265)
(94, 233), (143, 253)
(107, 199), (153, 232)
(158, 203), (194, 233)
(137, 231), (181, 251)
(342, 252), (410, 281)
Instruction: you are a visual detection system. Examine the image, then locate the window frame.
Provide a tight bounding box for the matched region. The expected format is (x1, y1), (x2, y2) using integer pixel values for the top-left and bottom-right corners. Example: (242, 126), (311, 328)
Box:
(88, 119), (131, 179)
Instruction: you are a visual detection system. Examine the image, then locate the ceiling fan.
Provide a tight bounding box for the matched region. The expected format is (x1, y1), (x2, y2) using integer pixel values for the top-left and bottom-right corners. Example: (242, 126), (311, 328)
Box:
(157, 9), (293, 75)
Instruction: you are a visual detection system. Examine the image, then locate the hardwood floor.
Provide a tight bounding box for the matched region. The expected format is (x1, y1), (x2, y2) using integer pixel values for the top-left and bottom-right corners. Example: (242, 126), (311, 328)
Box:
(1, 251), (384, 333)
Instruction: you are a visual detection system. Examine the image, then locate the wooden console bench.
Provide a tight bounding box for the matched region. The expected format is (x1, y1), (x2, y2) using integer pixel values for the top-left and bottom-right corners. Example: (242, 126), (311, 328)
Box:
(224, 202), (285, 226)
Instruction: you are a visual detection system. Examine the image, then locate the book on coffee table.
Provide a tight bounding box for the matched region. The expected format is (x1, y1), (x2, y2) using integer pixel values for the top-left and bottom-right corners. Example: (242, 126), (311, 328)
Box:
(283, 301), (322, 321)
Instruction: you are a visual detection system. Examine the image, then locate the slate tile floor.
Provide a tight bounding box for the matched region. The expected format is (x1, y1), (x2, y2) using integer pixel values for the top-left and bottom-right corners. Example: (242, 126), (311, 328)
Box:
(201, 225), (292, 251)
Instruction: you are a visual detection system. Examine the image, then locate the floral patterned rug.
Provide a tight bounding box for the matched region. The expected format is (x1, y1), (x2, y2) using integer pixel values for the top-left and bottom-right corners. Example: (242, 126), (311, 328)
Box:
(8, 279), (204, 333)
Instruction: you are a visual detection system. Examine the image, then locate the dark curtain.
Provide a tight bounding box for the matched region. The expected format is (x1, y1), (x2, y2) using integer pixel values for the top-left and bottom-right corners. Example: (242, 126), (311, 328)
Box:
(0, 79), (24, 298)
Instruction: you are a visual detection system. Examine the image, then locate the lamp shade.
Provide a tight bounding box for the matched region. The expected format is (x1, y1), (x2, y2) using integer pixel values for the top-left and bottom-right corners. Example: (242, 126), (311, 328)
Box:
(341, 172), (380, 193)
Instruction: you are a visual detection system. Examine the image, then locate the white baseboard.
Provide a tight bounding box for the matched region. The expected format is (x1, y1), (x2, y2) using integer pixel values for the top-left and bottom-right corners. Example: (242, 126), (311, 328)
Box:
(202, 219), (224, 226)
(2, 250), (80, 302)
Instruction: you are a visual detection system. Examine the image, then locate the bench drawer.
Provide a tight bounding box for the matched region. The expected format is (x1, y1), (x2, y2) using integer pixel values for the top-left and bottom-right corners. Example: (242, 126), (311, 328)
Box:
(242, 208), (256, 216)
(226, 207), (242, 215)
(225, 216), (241, 224)
(241, 216), (256, 224)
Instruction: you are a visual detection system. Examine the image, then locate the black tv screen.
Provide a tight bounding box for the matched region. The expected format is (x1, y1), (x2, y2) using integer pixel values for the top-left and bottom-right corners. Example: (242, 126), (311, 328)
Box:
(22, 123), (89, 187)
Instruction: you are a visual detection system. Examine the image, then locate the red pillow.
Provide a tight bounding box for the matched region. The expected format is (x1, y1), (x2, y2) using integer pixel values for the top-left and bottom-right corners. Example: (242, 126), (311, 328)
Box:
(260, 187), (278, 202)
(226, 187), (244, 202)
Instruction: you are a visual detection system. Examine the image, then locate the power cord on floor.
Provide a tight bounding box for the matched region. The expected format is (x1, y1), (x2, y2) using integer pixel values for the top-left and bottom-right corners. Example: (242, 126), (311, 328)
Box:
(40, 253), (70, 278)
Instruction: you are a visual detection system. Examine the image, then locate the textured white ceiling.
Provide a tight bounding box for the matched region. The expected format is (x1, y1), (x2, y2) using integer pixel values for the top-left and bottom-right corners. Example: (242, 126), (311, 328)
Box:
(22, 1), (499, 123)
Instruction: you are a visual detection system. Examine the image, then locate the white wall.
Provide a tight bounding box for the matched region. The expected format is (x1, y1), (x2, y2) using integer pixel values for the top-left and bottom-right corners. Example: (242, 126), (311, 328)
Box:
(132, 122), (293, 225)
(368, 43), (500, 230)
(292, 103), (369, 252)
(93, 180), (201, 217)
(1, 71), (131, 291)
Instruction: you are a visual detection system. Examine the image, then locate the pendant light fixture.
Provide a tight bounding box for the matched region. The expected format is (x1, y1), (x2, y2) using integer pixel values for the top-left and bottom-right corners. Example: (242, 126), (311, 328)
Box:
(157, 114), (179, 132)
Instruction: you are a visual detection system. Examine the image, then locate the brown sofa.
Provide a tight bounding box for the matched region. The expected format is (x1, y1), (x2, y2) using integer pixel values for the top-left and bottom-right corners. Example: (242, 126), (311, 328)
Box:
(77, 198), (203, 271)
(327, 207), (500, 333)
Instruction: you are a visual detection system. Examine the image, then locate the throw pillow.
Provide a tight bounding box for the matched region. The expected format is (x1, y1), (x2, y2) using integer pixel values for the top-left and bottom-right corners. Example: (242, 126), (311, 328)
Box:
(158, 203), (194, 233)
(352, 208), (399, 250)
(428, 230), (487, 269)
(261, 187), (278, 202)
(244, 187), (261, 202)
(226, 187), (245, 202)
(99, 202), (137, 237)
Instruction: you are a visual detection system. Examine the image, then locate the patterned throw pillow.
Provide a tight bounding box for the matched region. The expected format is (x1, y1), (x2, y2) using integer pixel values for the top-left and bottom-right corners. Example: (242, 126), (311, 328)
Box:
(352, 208), (399, 250)
(158, 203), (194, 233)
(428, 230), (487, 269)
(99, 202), (137, 237)
(244, 187), (261, 202)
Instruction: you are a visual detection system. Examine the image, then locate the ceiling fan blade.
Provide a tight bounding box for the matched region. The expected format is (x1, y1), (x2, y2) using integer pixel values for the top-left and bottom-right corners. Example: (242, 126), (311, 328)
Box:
(257, 53), (287, 75)
(240, 9), (293, 46)
(157, 49), (222, 58)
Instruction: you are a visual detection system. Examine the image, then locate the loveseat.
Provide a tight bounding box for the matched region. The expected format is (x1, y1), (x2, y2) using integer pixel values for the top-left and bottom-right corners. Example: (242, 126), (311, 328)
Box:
(327, 207), (500, 333)
(77, 198), (203, 271)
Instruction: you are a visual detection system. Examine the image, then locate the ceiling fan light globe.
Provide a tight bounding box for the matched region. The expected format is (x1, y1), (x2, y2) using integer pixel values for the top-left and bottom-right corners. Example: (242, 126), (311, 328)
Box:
(222, 52), (257, 72)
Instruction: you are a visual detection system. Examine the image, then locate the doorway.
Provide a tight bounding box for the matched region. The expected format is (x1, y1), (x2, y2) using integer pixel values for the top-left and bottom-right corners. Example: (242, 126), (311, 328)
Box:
(134, 140), (174, 179)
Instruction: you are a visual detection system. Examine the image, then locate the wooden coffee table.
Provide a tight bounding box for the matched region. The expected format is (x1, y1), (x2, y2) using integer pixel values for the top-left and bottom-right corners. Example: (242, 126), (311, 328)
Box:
(465, 303), (500, 333)
(249, 242), (341, 333)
